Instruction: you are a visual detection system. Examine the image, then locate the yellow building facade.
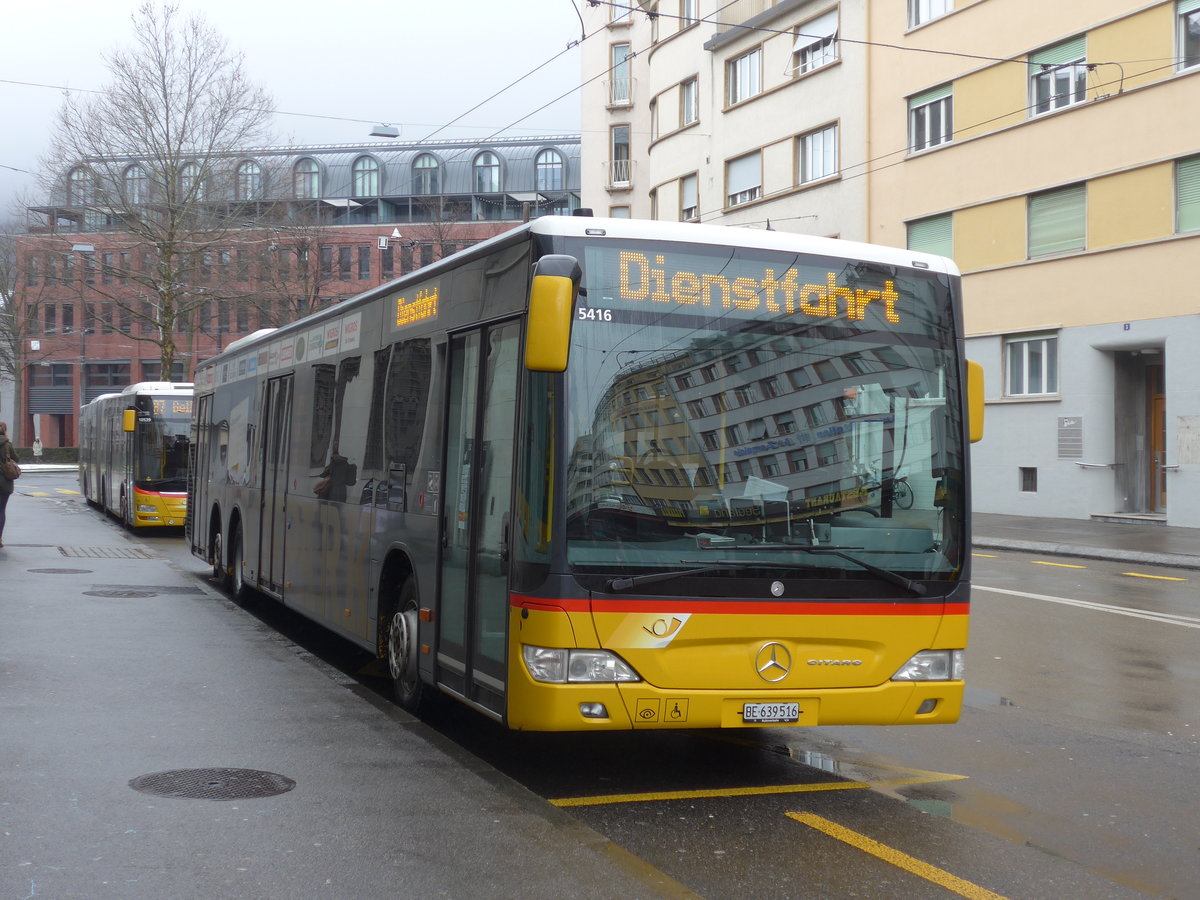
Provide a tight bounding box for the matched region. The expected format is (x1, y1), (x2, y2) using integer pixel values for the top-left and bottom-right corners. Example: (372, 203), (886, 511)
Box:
(872, 0), (1200, 524)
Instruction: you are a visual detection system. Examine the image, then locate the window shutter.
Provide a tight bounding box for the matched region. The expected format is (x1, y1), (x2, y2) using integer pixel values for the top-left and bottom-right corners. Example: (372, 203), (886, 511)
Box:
(793, 10), (837, 51)
(1029, 185), (1086, 256)
(681, 174), (698, 210)
(1179, 156), (1200, 232)
(907, 214), (953, 258)
(727, 153), (761, 195)
(1179, 0), (1200, 15)
(909, 83), (953, 109)
(1030, 36), (1087, 66)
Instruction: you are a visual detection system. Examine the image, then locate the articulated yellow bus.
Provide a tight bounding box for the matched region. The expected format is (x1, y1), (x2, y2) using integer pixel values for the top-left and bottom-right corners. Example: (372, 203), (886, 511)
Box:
(79, 381), (194, 527)
(188, 216), (983, 731)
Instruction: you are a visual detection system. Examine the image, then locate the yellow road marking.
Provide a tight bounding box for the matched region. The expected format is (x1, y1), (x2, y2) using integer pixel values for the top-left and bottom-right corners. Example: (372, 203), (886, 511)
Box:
(27, 492), (52, 497)
(1031, 561), (1086, 569)
(56, 489), (80, 495)
(972, 553), (998, 558)
(1122, 572), (1187, 582)
(549, 767), (966, 808)
(787, 812), (1010, 900)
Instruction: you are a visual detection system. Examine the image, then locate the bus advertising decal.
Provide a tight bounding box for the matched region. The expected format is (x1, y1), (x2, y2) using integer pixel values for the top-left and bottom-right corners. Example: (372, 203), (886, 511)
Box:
(341, 312), (362, 352)
(308, 327), (324, 361)
(278, 338), (295, 368)
(324, 321), (341, 352)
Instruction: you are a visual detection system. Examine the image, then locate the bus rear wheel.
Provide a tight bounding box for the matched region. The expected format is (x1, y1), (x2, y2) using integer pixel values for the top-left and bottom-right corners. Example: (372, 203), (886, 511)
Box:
(387, 581), (425, 713)
(230, 528), (248, 601)
(211, 530), (230, 589)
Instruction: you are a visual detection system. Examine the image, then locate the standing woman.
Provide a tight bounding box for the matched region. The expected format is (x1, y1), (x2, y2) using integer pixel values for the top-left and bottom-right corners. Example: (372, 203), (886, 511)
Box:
(0, 422), (19, 548)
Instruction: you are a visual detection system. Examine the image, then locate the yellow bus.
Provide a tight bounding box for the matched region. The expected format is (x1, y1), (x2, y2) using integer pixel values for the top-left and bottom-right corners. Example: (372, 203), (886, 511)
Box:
(188, 216), (983, 731)
(79, 381), (194, 527)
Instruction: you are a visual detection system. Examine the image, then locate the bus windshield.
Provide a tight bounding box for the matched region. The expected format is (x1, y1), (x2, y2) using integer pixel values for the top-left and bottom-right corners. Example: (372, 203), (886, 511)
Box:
(561, 238), (967, 592)
(135, 397), (192, 490)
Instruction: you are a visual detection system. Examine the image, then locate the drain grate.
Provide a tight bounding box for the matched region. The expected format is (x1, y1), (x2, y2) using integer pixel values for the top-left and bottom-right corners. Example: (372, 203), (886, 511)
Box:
(28, 568), (95, 575)
(84, 589), (157, 598)
(60, 546), (158, 559)
(129, 768), (296, 801)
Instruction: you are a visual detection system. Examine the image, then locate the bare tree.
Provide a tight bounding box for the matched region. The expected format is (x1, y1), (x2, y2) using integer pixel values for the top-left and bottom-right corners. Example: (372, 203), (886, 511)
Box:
(40, 1), (275, 379)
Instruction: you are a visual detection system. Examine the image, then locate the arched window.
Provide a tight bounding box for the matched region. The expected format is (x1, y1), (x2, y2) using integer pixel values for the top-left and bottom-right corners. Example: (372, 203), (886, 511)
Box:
(294, 158), (320, 199)
(67, 167), (94, 206)
(351, 156), (379, 197)
(180, 162), (204, 200)
(236, 159), (263, 201)
(413, 154), (440, 195)
(124, 164), (149, 204)
(535, 149), (564, 192)
(473, 151), (500, 193)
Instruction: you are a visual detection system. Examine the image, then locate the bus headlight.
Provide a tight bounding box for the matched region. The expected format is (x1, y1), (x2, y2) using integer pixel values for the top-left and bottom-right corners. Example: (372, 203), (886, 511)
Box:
(891, 649), (964, 682)
(522, 646), (641, 684)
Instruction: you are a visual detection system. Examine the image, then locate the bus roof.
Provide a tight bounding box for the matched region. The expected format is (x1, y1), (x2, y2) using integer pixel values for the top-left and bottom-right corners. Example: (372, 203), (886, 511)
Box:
(120, 382), (195, 395)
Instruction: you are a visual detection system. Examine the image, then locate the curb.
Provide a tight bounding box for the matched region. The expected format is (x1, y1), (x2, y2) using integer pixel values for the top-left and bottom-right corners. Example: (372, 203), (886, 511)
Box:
(973, 537), (1200, 572)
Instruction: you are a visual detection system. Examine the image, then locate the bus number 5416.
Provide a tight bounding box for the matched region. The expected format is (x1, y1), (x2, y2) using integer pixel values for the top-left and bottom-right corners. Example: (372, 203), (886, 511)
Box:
(577, 307), (613, 321)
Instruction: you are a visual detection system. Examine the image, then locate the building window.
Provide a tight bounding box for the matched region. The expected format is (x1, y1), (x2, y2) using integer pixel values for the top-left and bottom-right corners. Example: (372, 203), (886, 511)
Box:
(726, 151), (761, 206)
(727, 48), (761, 105)
(1179, 0), (1200, 70)
(236, 160), (263, 201)
(352, 156), (379, 197)
(535, 149), (564, 191)
(43, 304), (56, 334)
(609, 205), (631, 218)
(798, 124), (838, 184)
(791, 10), (838, 74)
(1030, 37), (1088, 116)
(294, 158), (319, 199)
(610, 1), (631, 23)
(610, 42), (632, 104)
(909, 0), (951, 26)
(413, 154), (440, 194)
(681, 0), (698, 27)
(1177, 155), (1200, 232)
(610, 125), (631, 186)
(472, 151), (500, 193)
(178, 161), (204, 200)
(1029, 184), (1085, 257)
(124, 164), (149, 204)
(788, 449), (808, 473)
(775, 412), (796, 435)
(680, 173), (698, 221)
(358, 246), (371, 280)
(1019, 467), (1039, 492)
(1006, 334), (1058, 397)
(68, 167), (93, 206)
(907, 213), (953, 258)
(909, 84), (953, 151)
(681, 77), (698, 126)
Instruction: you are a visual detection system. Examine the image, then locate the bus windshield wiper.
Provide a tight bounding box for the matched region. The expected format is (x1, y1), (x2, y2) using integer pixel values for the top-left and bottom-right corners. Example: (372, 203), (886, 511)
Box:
(606, 564), (755, 592)
(686, 544), (927, 597)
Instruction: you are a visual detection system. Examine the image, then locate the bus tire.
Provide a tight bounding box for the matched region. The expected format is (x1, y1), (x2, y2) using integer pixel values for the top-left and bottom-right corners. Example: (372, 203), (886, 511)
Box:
(230, 527), (249, 601)
(387, 580), (426, 713)
(211, 530), (230, 590)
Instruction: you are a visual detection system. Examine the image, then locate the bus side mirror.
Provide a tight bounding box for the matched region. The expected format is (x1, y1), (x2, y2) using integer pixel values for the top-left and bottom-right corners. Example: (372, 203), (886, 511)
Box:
(525, 255), (581, 373)
(967, 360), (984, 443)
(123, 408), (137, 433)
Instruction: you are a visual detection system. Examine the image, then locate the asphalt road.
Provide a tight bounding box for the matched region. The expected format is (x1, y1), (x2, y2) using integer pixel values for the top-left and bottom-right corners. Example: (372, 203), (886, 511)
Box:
(6, 470), (1192, 899)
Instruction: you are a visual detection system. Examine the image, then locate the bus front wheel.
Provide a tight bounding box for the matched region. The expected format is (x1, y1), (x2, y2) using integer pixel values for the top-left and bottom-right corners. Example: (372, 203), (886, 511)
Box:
(387, 581), (425, 713)
(230, 528), (248, 601)
(211, 530), (230, 589)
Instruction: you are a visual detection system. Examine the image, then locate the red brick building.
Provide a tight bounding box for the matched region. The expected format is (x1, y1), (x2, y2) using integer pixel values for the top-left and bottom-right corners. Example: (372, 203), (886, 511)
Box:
(13, 135), (580, 447)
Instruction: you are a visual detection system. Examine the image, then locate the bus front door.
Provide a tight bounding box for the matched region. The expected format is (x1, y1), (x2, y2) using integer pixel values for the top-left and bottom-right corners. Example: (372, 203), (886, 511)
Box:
(439, 322), (520, 718)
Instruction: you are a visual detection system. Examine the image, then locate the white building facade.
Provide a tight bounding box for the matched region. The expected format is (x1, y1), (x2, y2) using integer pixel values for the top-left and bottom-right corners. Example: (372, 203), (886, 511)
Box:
(581, 0), (868, 240)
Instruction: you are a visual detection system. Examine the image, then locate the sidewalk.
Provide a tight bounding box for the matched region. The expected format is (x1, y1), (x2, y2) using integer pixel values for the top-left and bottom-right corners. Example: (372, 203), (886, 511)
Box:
(973, 512), (1200, 571)
(0, 483), (696, 900)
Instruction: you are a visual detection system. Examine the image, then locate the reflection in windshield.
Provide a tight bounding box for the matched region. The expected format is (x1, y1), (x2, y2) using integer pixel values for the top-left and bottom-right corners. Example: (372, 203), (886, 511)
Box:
(562, 241), (966, 586)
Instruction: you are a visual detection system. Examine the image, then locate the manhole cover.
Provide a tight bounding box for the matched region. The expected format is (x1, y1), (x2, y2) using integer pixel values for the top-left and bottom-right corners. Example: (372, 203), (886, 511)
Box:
(83, 589), (157, 598)
(129, 768), (296, 801)
(28, 568), (95, 575)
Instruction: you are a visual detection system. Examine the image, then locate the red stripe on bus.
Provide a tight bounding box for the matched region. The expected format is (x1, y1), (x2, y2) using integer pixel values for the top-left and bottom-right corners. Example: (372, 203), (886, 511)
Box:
(511, 594), (968, 617)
